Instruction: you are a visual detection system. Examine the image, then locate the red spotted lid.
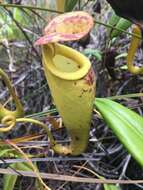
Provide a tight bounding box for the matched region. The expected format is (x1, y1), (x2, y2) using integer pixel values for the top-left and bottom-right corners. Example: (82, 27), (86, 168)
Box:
(35, 11), (94, 45)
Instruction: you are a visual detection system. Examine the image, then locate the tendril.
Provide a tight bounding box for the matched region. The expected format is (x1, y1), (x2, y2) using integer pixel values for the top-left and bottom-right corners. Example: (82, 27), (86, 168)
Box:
(0, 68), (24, 121)
(1, 115), (16, 132)
(127, 25), (143, 74)
(1, 115), (72, 155)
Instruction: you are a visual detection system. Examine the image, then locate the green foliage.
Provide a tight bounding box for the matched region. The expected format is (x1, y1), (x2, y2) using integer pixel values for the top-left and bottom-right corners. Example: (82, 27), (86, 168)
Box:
(83, 49), (102, 61)
(104, 184), (121, 190)
(107, 12), (120, 34)
(111, 18), (131, 38)
(95, 98), (143, 166)
(3, 164), (17, 190)
(115, 52), (127, 60)
(64, 0), (79, 12)
(0, 145), (37, 190)
(3, 162), (33, 190)
(13, 8), (31, 26)
(0, 7), (32, 41)
(97, 174), (121, 190)
(108, 12), (132, 38)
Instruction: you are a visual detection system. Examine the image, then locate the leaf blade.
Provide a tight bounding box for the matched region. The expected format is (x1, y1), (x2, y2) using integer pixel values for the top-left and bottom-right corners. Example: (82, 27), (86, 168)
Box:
(94, 98), (143, 166)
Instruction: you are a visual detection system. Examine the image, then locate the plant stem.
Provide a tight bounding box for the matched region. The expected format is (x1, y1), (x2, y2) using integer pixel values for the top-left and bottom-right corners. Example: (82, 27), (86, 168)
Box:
(0, 3), (63, 13)
(107, 93), (143, 100)
(26, 109), (57, 119)
(95, 20), (141, 39)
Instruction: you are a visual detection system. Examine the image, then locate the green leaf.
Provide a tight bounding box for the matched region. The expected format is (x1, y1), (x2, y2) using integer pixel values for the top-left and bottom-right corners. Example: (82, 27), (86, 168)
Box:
(0, 24), (15, 40)
(65, 0), (78, 12)
(115, 52), (127, 60)
(3, 163), (18, 190)
(13, 8), (31, 26)
(107, 12), (120, 35)
(83, 49), (102, 61)
(0, 7), (32, 41)
(94, 98), (143, 166)
(107, 11), (132, 39)
(3, 162), (33, 190)
(0, 8), (7, 22)
(96, 174), (121, 190)
(104, 184), (121, 190)
(111, 18), (132, 38)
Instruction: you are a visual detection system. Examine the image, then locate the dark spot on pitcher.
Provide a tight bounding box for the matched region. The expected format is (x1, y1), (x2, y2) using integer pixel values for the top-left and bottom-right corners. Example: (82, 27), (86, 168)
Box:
(84, 68), (95, 85)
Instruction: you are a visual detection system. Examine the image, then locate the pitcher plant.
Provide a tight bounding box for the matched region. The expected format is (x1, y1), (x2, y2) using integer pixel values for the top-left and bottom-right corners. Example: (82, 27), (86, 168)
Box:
(35, 11), (96, 155)
(0, 11), (95, 156)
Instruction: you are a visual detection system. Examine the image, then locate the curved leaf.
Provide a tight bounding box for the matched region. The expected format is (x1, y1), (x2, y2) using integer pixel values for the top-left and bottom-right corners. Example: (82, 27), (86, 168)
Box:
(94, 98), (143, 166)
(3, 162), (33, 190)
(3, 163), (18, 190)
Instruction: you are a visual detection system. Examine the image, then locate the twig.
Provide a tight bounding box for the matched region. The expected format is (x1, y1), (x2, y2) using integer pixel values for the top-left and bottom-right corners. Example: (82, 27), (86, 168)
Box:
(94, 19), (141, 39)
(0, 3), (63, 13)
(0, 157), (100, 164)
(0, 168), (143, 184)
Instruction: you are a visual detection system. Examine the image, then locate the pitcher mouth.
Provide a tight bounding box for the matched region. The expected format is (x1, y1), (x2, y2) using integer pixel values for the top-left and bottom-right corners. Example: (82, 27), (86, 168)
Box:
(42, 43), (91, 80)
